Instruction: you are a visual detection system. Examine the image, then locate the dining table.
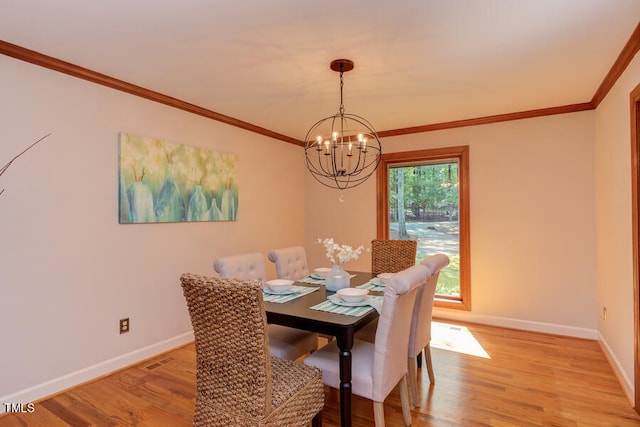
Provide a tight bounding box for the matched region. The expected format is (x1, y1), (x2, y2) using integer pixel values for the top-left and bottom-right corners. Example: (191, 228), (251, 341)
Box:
(263, 271), (379, 427)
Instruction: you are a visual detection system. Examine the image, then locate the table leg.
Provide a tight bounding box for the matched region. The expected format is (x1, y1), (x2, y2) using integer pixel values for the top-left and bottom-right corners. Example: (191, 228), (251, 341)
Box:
(336, 332), (354, 427)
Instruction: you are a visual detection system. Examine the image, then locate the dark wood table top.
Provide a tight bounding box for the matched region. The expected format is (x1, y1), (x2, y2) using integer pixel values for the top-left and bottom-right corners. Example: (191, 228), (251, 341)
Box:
(264, 271), (379, 337)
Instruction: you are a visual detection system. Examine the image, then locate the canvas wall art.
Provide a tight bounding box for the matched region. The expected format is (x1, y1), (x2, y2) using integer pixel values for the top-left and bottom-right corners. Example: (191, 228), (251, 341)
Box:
(118, 133), (238, 223)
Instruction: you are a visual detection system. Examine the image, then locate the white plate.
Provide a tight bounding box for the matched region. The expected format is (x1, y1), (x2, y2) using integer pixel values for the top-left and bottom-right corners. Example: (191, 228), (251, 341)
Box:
(336, 287), (369, 303)
(328, 295), (370, 307)
(263, 288), (297, 295)
(313, 267), (331, 277)
(265, 279), (294, 292)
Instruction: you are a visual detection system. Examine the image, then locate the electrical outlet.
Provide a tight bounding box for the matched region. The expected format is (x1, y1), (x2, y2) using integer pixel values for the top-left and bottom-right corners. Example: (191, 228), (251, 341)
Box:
(119, 318), (130, 334)
(603, 307), (607, 323)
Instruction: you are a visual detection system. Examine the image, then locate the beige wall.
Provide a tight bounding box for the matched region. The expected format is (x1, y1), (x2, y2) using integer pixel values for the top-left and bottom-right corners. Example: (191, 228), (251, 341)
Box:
(305, 53), (640, 399)
(306, 111), (598, 337)
(0, 55), (305, 404)
(2, 46), (638, 407)
(594, 52), (640, 399)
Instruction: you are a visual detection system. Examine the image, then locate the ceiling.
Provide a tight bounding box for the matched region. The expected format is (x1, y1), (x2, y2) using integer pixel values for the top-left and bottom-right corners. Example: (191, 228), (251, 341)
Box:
(1, 1), (640, 143)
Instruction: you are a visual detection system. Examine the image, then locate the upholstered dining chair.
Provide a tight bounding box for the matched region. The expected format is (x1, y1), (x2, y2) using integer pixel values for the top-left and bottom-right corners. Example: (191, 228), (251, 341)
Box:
(268, 246), (310, 281)
(304, 264), (429, 427)
(355, 238), (418, 344)
(370, 239), (418, 274)
(213, 251), (266, 281)
(180, 273), (324, 427)
(213, 252), (318, 360)
(404, 253), (450, 406)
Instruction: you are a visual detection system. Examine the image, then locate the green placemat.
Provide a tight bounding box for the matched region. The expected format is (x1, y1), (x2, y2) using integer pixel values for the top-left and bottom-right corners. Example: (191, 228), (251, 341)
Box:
(297, 276), (325, 285)
(262, 285), (319, 303)
(298, 273), (358, 285)
(356, 278), (386, 292)
(310, 295), (383, 316)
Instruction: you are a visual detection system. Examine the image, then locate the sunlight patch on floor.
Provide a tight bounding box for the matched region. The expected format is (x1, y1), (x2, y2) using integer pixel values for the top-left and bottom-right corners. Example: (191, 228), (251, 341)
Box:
(431, 321), (490, 359)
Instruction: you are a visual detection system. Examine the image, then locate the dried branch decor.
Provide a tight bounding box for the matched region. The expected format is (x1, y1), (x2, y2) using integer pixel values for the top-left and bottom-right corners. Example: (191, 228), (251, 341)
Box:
(0, 133), (51, 196)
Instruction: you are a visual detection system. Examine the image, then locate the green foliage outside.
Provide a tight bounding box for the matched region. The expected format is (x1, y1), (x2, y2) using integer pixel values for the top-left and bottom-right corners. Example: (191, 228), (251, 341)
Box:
(389, 163), (459, 225)
(417, 252), (460, 296)
(389, 162), (460, 296)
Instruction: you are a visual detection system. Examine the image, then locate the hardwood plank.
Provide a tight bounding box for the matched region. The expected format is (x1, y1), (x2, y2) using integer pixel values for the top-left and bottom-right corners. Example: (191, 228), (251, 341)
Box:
(1, 320), (639, 426)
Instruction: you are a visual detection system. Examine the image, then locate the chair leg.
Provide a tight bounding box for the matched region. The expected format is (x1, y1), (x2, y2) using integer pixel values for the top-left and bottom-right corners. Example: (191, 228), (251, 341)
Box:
(407, 356), (419, 408)
(373, 401), (385, 427)
(424, 343), (435, 384)
(399, 375), (413, 426)
(416, 350), (422, 368)
(311, 412), (322, 427)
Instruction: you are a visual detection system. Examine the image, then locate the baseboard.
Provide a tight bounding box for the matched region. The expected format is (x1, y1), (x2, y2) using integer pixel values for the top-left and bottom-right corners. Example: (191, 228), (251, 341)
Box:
(0, 315), (616, 415)
(432, 308), (598, 339)
(598, 331), (635, 405)
(0, 331), (194, 414)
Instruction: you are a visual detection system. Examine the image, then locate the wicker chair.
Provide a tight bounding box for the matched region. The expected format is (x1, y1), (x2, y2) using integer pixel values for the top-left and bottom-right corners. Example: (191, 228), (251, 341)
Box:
(304, 264), (429, 427)
(213, 252), (319, 360)
(370, 239), (417, 274)
(268, 246), (310, 281)
(180, 273), (324, 427)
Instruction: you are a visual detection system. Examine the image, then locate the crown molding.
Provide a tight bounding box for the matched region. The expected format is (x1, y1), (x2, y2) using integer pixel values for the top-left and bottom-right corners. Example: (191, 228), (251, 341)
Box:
(377, 102), (595, 137)
(0, 40), (304, 146)
(591, 22), (640, 107)
(2, 22), (639, 142)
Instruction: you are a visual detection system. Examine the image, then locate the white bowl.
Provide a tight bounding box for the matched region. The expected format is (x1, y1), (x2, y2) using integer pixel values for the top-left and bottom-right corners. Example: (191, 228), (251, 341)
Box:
(266, 279), (294, 292)
(377, 273), (394, 283)
(336, 288), (369, 303)
(313, 267), (331, 277)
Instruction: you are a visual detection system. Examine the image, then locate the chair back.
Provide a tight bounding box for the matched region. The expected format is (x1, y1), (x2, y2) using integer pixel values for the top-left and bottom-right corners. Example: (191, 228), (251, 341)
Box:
(409, 254), (450, 357)
(371, 239), (417, 274)
(213, 252), (266, 281)
(180, 273), (273, 418)
(371, 264), (429, 402)
(267, 246), (310, 280)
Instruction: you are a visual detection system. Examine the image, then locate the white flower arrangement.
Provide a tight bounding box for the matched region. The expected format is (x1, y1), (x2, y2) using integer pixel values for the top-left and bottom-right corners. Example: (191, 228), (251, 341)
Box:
(317, 238), (366, 266)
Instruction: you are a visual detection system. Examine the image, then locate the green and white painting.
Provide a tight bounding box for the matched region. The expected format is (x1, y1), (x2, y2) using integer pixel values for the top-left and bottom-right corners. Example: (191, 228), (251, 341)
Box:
(118, 133), (238, 223)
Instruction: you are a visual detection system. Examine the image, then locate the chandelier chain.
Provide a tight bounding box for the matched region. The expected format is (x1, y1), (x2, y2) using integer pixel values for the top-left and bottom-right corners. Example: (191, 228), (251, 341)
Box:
(339, 70), (345, 115)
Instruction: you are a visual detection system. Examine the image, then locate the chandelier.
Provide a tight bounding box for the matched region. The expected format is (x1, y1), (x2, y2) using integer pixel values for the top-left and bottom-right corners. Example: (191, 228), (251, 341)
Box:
(304, 59), (382, 190)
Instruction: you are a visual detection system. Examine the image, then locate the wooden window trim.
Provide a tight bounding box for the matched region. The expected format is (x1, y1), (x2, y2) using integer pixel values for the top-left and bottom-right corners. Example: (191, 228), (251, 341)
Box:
(376, 145), (471, 310)
(630, 82), (640, 413)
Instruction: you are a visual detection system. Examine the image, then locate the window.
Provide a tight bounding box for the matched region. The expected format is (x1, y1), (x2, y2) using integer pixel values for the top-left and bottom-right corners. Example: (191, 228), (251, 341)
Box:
(376, 146), (470, 310)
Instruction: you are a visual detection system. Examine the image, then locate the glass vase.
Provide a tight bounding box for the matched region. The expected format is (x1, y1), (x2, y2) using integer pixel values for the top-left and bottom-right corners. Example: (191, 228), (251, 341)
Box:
(127, 181), (155, 223)
(155, 163), (185, 222)
(325, 264), (350, 291)
(187, 185), (209, 221)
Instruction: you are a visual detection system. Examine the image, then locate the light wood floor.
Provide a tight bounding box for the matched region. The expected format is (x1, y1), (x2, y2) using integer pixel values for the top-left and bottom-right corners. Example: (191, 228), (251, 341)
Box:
(2, 319), (640, 426)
